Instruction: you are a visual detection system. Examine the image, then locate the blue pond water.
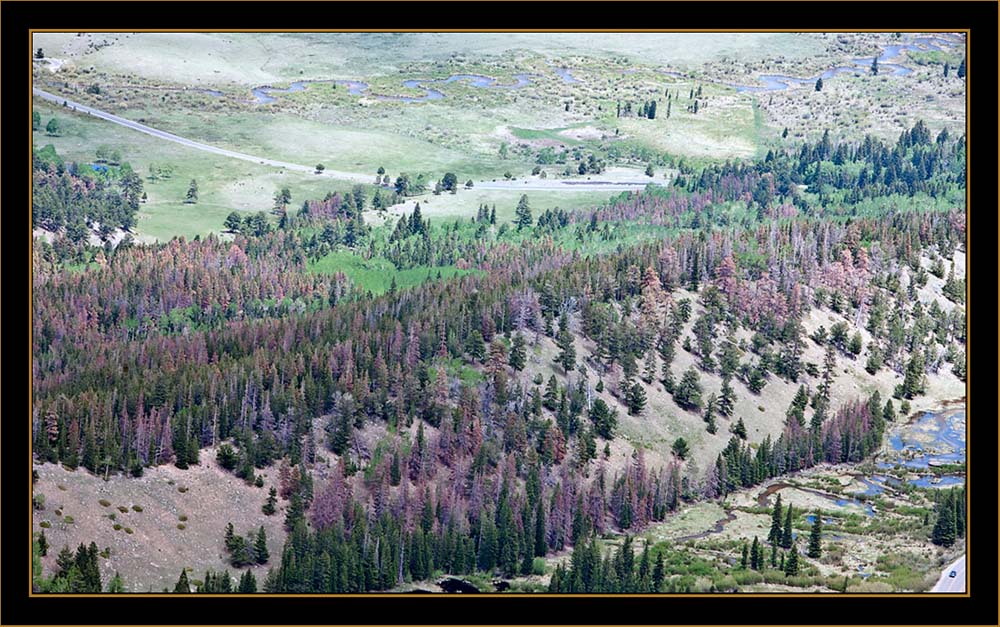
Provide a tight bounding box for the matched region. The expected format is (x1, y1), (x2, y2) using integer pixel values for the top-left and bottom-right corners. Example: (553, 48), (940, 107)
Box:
(887, 410), (965, 470)
(553, 67), (581, 84)
(731, 34), (961, 92)
(90, 164), (108, 172)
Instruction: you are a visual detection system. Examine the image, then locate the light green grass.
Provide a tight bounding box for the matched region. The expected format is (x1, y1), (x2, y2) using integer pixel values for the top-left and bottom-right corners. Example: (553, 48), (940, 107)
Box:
(306, 250), (476, 295)
(33, 99), (354, 242)
(375, 188), (619, 224)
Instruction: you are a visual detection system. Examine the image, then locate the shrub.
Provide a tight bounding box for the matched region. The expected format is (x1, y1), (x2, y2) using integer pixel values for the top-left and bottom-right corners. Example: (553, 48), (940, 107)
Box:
(124, 527), (134, 534)
(99, 499), (111, 507)
(64, 516), (74, 524)
(113, 523), (123, 531)
(33, 494), (46, 510)
(57, 484), (68, 490)
(54, 509), (62, 516)
(39, 521), (51, 529)
(132, 505), (143, 512)
(100, 548), (111, 558)
(178, 486), (189, 493)
(531, 558), (546, 576)
(178, 515), (188, 522)
(118, 506), (129, 513)
(177, 524), (186, 530)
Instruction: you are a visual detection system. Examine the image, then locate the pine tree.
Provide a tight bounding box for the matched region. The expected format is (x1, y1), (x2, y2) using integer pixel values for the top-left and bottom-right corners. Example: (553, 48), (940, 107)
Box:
(781, 505), (794, 549)
(509, 333), (527, 371)
(174, 569), (191, 593)
(931, 499), (956, 547)
(956, 57), (966, 79)
(740, 542), (749, 569)
(238, 569), (257, 593)
(38, 531), (49, 556)
(815, 78), (823, 91)
(284, 493), (304, 532)
(263, 487), (277, 515)
(627, 382), (647, 416)
(106, 571), (125, 593)
(254, 526), (269, 564)
(784, 544), (799, 576)
(807, 513), (823, 558)
(732, 416), (747, 440)
(750, 536), (761, 570)
(515, 195), (533, 230)
(768, 494), (783, 544)
(673, 367), (703, 410)
(554, 313), (576, 373)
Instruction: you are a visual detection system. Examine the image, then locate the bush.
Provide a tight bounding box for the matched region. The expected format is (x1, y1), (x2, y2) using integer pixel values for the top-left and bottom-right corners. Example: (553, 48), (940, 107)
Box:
(178, 515), (188, 522)
(132, 505), (143, 512)
(33, 494), (46, 510)
(178, 486), (188, 493)
(39, 521), (51, 528)
(99, 499), (111, 507)
(55, 509), (63, 516)
(64, 516), (74, 524)
(531, 558), (546, 576)
(118, 506), (129, 513)
(124, 527), (134, 534)
(113, 523), (122, 531)
(177, 524), (186, 530)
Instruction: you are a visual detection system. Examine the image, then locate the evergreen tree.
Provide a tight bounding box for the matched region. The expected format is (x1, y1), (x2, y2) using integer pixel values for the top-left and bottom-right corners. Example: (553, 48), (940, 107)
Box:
(732, 416), (747, 440)
(671, 437), (689, 460)
(815, 78), (823, 91)
(515, 195), (533, 230)
(239, 569), (257, 593)
(185, 180), (199, 204)
(882, 399), (896, 423)
(254, 526), (269, 564)
(956, 57), (965, 78)
(781, 505), (794, 549)
(931, 499), (956, 547)
(740, 542), (749, 569)
(673, 367), (703, 410)
(750, 536), (761, 570)
(509, 333), (527, 371)
(554, 313), (576, 373)
(807, 513), (823, 558)
(626, 382), (647, 416)
(784, 543), (799, 576)
(106, 571), (125, 593)
(768, 494), (784, 544)
(871, 56), (879, 76)
(174, 569), (191, 593)
(284, 493), (304, 532)
(848, 332), (863, 356)
(263, 487), (277, 516)
(590, 398), (617, 440)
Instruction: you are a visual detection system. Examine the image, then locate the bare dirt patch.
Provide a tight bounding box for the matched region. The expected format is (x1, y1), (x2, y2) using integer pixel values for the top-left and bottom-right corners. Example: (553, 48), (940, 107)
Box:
(32, 451), (287, 592)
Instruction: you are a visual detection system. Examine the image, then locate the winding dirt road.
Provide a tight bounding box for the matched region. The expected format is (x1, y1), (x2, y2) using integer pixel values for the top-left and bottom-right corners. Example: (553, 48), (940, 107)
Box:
(33, 87), (659, 192)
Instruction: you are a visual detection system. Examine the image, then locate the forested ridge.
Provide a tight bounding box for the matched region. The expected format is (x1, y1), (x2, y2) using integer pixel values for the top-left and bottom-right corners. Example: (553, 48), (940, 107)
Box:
(32, 120), (966, 592)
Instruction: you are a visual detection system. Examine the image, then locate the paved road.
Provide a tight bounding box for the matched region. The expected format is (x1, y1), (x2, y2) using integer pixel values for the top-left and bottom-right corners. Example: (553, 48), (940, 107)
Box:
(34, 87), (662, 194)
(33, 88), (372, 183)
(930, 554), (965, 593)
